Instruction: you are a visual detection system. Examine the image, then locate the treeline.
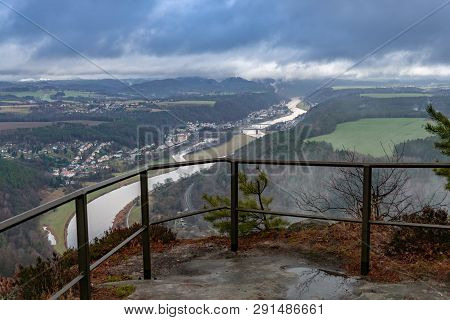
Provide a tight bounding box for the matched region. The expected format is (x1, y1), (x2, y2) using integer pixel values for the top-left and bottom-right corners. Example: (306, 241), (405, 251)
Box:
(0, 77), (274, 101)
(0, 159), (53, 276)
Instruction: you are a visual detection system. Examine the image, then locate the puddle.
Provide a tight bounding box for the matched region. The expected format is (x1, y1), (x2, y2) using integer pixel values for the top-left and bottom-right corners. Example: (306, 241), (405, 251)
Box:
(285, 267), (356, 299)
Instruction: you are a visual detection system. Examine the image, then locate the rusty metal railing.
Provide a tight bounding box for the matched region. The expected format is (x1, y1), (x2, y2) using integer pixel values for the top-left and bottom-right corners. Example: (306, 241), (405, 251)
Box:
(0, 158), (449, 299)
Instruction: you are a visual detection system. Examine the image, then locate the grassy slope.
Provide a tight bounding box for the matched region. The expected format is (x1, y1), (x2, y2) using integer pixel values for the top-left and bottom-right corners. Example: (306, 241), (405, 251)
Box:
(127, 205), (141, 226)
(308, 118), (432, 157)
(185, 134), (255, 160)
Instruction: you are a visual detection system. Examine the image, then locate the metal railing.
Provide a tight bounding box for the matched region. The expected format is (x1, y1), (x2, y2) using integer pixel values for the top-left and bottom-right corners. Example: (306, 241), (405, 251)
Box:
(0, 158), (449, 300)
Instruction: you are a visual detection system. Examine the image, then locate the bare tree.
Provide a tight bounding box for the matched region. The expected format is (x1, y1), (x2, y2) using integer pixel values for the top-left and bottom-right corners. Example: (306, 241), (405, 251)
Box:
(295, 144), (446, 220)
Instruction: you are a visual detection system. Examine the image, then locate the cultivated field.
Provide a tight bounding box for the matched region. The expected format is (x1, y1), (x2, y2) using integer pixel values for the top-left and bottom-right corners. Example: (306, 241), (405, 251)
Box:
(307, 118), (432, 157)
(62, 90), (98, 98)
(0, 89), (97, 101)
(360, 93), (432, 98)
(332, 86), (380, 90)
(0, 122), (54, 131)
(156, 100), (216, 107)
(0, 120), (104, 131)
(0, 90), (57, 101)
(0, 105), (35, 114)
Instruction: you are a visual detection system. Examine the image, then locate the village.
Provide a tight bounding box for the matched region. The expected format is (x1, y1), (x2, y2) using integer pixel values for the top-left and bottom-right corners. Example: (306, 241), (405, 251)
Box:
(0, 99), (292, 185)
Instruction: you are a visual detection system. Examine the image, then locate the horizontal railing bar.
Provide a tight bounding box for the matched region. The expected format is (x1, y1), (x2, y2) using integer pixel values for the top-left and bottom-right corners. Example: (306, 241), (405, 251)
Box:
(237, 208), (362, 224)
(233, 159), (450, 169)
(369, 220), (450, 229)
(239, 208), (450, 230)
(50, 274), (84, 300)
(84, 167), (144, 195)
(2, 158), (450, 235)
(0, 189), (83, 233)
(4, 156), (449, 301)
(368, 162), (450, 169)
(233, 159), (366, 167)
(0, 158), (228, 233)
(86, 158), (228, 194)
(151, 206), (228, 225)
(147, 158), (229, 171)
(90, 226), (146, 271)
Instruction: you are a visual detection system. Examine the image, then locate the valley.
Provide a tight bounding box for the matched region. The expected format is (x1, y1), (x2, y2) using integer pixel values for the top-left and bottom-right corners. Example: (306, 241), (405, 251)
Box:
(1, 77), (450, 278)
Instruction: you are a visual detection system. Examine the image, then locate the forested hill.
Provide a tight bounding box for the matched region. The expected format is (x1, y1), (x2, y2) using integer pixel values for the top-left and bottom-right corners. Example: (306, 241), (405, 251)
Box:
(0, 77), (273, 98)
(0, 159), (53, 276)
(132, 77), (272, 97)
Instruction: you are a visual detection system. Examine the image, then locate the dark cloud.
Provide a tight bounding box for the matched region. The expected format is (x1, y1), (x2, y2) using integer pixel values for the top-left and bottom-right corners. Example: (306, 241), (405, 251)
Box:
(0, 0), (449, 78)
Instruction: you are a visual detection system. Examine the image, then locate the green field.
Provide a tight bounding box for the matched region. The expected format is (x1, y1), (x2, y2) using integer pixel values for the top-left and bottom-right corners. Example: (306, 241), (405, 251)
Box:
(0, 89), (97, 102)
(307, 118), (432, 157)
(0, 105), (34, 114)
(332, 86), (380, 90)
(360, 93), (432, 98)
(127, 205), (141, 226)
(0, 90), (57, 101)
(156, 100), (216, 107)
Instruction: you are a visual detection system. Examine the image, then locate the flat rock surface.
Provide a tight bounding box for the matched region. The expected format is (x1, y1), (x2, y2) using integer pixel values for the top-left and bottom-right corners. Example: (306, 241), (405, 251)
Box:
(103, 245), (448, 300)
(127, 254), (355, 300)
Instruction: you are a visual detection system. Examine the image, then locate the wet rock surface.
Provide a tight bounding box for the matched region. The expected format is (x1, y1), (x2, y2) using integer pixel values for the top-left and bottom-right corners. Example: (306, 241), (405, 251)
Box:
(101, 243), (448, 300)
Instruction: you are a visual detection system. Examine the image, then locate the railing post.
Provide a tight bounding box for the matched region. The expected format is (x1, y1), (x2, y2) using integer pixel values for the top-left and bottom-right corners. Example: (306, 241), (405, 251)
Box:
(140, 171), (151, 279)
(75, 194), (91, 300)
(230, 160), (239, 252)
(361, 166), (372, 276)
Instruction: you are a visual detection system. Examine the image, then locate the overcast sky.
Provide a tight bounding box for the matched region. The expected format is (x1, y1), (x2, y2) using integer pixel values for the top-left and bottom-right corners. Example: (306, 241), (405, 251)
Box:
(0, 0), (450, 81)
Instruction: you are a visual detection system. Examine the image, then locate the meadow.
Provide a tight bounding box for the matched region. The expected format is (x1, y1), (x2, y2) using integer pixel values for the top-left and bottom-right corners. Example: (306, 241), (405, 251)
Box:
(360, 93), (432, 98)
(332, 85), (380, 90)
(0, 89), (97, 101)
(156, 100), (216, 107)
(0, 105), (35, 114)
(0, 120), (103, 131)
(307, 118), (432, 157)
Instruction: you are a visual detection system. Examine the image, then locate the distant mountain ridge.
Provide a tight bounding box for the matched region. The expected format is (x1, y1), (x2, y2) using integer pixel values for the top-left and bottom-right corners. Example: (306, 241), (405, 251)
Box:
(0, 77), (273, 98)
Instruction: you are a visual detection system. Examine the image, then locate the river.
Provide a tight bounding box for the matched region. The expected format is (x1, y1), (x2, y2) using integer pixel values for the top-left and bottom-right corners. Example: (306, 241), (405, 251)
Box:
(259, 97), (306, 127)
(66, 162), (213, 248)
(66, 97), (305, 248)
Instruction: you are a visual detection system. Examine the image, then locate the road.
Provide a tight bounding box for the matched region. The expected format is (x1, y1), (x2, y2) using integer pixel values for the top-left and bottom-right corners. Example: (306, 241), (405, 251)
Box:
(184, 182), (196, 211)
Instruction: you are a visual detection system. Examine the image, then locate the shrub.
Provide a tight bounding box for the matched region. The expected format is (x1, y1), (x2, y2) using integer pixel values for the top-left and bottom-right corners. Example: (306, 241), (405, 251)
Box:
(150, 224), (176, 244)
(2, 223), (176, 299)
(0, 277), (18, 299)
(10, 253), (77, 300)
(387, 207), (449, 258)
